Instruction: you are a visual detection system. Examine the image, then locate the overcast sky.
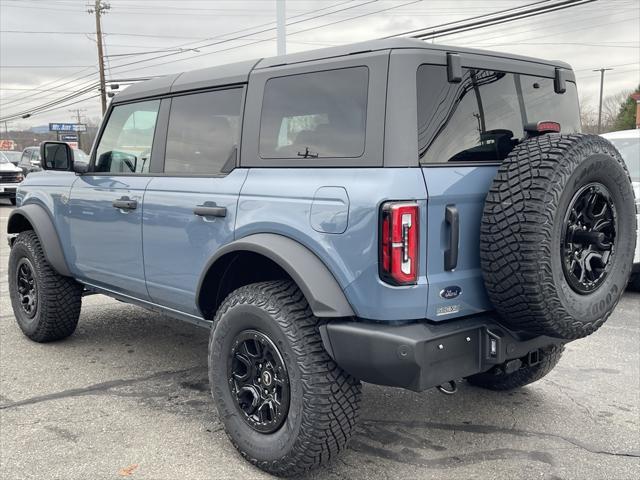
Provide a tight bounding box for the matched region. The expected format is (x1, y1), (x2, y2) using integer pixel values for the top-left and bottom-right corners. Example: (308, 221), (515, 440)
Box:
(1, 0), (639, 129)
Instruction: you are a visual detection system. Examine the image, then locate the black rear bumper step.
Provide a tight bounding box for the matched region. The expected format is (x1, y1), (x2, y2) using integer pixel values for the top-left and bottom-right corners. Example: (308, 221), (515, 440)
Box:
(319, 314), (564, 392)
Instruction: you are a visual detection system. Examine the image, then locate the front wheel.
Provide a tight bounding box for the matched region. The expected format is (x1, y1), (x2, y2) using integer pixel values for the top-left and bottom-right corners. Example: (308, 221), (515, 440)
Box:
(8, 231), (83, 342)
(208, 281), (361, 477)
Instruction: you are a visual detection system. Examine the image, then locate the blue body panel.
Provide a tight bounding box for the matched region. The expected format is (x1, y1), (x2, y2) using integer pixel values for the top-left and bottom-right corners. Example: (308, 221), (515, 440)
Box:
(421, 166), (497, 320)
(15, 165), (497, 323)
(16, 171), (76, 252)
(235, 168), (430, 321)
(142, 170), (248, 315)
(67, 175), (152, 298)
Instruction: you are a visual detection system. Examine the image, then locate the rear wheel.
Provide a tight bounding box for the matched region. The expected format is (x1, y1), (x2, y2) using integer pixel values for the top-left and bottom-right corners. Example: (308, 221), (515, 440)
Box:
(481, 134), (636, 339)
(8, 231), (83, 342)
(467, 345), (564, 390)
(208, 280), (361, 477)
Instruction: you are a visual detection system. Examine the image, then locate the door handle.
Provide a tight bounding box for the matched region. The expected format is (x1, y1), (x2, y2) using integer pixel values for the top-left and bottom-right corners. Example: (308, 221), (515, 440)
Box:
(112, 196), (138, 210)
(194, 202), (226, 218)
(444, 204), (459, 271)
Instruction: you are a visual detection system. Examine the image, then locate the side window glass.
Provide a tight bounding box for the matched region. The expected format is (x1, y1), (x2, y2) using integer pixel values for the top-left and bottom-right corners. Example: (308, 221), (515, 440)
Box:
(417, 66), (522, 163)
(259, 67), (368, 159)
(94, 100), (160, 174)
(417, 65), (579, 163)
(164, 88), (242, 175)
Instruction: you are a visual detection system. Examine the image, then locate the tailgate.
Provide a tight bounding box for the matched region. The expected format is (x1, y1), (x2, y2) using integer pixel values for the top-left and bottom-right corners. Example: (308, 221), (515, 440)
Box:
(422, 165), (498, 321)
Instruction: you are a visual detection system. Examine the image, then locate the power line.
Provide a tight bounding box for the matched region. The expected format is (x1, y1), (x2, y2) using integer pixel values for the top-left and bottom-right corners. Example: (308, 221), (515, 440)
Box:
(1, 0), (415, 120)
(383, 0), (551, 38)
(444, 1), (636, 44)
(103, 0), (419, 76)
(0, 0), (358, 107)
(411, 0), (598, 41)
(0, 71), (98, 108)
(0, 83), (100, 122)
(100, 0), (380, 70)
(0, 65), (94, 68)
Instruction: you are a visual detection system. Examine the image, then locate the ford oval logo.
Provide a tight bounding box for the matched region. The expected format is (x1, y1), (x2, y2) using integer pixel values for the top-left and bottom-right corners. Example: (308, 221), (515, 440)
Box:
(440, 286), (462, 300)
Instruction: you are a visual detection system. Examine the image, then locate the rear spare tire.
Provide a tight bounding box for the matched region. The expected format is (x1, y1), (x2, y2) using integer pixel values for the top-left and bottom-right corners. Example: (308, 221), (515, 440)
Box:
(481, 134), (636, 340)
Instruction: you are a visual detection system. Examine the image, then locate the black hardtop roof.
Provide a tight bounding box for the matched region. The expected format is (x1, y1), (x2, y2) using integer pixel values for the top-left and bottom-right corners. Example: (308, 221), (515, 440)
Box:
(113, 38), (573, 104)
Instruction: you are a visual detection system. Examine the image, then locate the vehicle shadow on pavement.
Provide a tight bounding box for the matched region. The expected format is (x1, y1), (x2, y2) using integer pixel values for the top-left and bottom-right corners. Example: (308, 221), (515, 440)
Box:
(1, 293), (639, 479)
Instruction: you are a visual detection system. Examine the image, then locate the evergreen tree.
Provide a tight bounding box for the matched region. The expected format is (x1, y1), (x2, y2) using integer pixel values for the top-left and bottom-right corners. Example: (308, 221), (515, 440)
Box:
(613, 85), (639, 131)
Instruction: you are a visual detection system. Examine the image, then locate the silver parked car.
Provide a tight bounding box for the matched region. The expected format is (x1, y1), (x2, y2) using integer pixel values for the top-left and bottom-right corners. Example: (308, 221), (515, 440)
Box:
(602, 129), (640, 289)
(1, 150), (22, 166)
(0, 152), (24, 205)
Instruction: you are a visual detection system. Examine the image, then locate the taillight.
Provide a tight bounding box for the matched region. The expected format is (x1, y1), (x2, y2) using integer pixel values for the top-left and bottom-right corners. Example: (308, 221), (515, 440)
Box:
(379, 201), (419, 285)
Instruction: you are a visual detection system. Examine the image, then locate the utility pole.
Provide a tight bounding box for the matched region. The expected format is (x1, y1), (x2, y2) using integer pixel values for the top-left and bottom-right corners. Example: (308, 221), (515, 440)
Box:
(593, 67), (613, 134)
(276, 0), (286, 56)
(88, 1), (110, 115)
(69, 108), (87, 150)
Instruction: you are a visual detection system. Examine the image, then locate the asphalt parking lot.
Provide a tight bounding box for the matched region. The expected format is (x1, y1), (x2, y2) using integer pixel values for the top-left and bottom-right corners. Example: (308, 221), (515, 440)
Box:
(0, 199), (638, 480)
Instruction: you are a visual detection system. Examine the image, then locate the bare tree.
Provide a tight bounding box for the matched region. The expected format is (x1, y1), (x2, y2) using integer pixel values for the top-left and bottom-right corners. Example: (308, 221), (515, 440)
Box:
(580, 90), (631, 134)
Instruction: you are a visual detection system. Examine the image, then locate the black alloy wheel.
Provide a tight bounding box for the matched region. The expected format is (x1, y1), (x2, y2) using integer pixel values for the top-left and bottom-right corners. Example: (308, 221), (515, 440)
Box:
(561, 182), (617, 294)
(16, 257), (38, 318)
(228, 329), (290, 433)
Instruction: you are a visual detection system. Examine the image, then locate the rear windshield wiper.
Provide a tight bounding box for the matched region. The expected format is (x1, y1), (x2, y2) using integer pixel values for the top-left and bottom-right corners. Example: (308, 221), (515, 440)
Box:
(297, 147), (319, 159)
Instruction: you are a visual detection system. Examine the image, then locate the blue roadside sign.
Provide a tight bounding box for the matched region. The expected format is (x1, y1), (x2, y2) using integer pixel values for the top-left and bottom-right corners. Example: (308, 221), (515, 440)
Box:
(49, 123), (87, 132)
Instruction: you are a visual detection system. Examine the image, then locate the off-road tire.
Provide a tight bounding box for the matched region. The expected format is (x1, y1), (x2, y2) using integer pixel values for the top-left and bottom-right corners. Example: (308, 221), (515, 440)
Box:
(467, 345), (564, 390)
(8, 231), (83, 342)
(208, 280), (362, 477)
(481, 134), (636, 340)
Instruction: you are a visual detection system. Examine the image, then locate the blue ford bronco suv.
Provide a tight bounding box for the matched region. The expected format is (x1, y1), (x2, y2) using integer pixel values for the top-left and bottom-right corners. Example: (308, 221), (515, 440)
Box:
(7, 39), (637, 476)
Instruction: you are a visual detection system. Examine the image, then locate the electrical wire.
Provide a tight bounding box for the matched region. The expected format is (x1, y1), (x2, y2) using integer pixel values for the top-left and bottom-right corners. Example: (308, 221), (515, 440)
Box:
(0, 0), (360, 107)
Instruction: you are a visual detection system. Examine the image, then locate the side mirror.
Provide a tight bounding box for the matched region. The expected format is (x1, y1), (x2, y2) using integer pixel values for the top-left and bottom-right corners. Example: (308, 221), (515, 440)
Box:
(40, 142), (74, 171)
(73, 161), (89, 174)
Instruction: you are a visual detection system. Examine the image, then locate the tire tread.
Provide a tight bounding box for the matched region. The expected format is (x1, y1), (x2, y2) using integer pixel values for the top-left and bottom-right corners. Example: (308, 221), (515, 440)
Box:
(209, 280), (361, 477)
(9, 231), (82, 342)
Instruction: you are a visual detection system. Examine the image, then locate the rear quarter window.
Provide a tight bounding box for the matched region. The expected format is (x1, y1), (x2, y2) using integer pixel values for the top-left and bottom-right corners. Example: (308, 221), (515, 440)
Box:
(417, 64), (580, 164)
(259, 67), (368, 159)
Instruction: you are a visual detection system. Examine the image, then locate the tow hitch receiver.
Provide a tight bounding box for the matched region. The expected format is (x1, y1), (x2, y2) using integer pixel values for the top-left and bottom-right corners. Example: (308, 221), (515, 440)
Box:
(528, 348), (542, 367)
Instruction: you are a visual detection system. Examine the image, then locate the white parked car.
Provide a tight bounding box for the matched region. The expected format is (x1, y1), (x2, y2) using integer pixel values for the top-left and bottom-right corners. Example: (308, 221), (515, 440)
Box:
(0, 151), (24, 205)
(602, 129), (640, 289)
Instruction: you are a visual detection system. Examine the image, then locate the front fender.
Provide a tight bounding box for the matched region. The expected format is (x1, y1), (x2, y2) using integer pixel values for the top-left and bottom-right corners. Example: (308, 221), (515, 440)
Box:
(7, 204), (72, 277)
(197, 233), (355, 318)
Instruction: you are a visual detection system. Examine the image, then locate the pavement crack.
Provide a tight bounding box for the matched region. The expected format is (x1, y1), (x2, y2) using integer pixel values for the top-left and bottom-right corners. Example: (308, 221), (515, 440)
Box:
(0, 366), (205, 410)
(360, 418), (640, 459)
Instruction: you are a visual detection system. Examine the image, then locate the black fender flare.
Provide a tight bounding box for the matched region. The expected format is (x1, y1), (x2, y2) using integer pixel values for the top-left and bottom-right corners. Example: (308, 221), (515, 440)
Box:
(197, 233), (355, 318)
(7, 204), (72, 277)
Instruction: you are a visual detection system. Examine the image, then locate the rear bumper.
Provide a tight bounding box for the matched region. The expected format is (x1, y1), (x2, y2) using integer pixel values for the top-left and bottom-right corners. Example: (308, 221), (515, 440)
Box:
(320, 314), (565, 392)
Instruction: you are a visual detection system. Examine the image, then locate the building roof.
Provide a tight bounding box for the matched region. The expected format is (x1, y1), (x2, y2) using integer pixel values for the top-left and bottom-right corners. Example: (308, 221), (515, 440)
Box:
(113, 38), (574, 104)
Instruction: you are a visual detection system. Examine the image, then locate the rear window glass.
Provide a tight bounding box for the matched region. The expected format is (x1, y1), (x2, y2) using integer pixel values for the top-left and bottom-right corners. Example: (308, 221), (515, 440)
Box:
(259, 67), (368, 159)
(417, 65), (580, 163)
